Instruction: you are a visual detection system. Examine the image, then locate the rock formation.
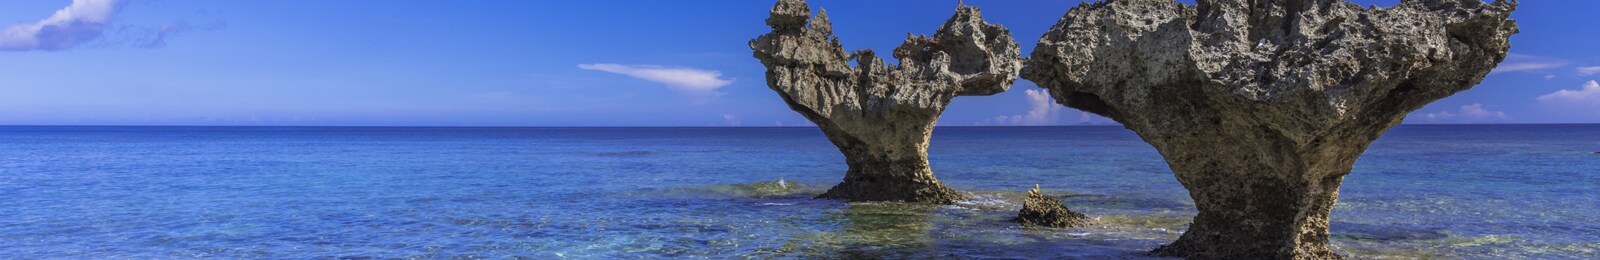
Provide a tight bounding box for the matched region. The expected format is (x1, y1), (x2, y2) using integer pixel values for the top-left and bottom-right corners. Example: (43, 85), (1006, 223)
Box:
(1021, 0), (1516, 258)
(751, 0), (1023, 203)
(1014, 185), (1089, 228)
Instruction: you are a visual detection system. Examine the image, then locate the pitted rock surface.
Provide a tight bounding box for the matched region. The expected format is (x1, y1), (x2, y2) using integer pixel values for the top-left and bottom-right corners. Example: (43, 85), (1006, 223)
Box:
(1014, 185), (1089, 228)
(1021, 0), (1516, 258)
(751, 0), (1022, 203)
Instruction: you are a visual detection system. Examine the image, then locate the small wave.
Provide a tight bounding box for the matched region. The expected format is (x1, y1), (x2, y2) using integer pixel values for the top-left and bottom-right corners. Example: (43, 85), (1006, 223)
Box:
(761, 202), (797, 206)
(953, 194), (1016, 210)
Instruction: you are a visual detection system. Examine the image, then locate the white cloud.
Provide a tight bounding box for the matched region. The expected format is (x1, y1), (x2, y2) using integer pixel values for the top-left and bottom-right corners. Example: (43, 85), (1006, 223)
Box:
(1020, 89), (1063, 125)
(1538, 80), (1600, 109)
(1, 0), (120, 51)
(578, 63), (735, 96)
(1577, 66), (1600, 76)
(985, 89), (1066, 125)
(1545, 75), (1557, 80)
(1490, 54), (1566, 74)
(1422, 103), (1508, 123)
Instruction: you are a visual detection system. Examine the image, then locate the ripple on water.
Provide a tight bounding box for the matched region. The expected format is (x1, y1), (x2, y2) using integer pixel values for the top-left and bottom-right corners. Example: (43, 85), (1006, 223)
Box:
(4, 126), (1595, 258)
(650, 185), (1194, 258)
(593, 150), (662, 157)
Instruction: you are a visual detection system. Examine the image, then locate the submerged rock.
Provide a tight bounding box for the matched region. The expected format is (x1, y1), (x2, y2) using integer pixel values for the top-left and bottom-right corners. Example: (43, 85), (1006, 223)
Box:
(649, 179), (815, 199)
(750, 0), (1022, 203)
(1021, 0), (1516, 258)
(731, 179), (808, 198)
(1014, 185), (1088, 228)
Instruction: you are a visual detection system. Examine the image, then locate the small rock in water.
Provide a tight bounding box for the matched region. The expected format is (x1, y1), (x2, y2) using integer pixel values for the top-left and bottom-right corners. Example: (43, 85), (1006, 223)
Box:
(1014, 184), (1088, 228)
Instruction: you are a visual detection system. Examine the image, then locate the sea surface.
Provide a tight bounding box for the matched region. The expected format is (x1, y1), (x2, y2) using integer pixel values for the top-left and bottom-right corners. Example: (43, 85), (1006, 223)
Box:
(1, 125), (1597, 259)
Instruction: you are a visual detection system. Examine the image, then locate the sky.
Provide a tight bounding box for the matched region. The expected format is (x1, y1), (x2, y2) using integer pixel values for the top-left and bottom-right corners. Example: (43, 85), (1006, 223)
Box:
(1, 0), (1597, 126)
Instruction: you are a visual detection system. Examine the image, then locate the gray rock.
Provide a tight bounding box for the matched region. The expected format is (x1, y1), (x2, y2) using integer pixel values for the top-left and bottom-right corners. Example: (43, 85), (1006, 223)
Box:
(1021, 0), (1516, 258)
(751, 0), (1022, 204)
(1014, 185), (1089, 228)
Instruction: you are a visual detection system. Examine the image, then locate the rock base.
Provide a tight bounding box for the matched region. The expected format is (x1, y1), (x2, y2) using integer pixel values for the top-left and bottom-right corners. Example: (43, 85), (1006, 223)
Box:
(816, 159), (965, 203)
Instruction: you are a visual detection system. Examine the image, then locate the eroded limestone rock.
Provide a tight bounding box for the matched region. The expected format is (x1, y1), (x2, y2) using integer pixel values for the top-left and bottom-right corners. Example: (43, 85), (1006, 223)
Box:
(1021, 0), (1516, 258)
(1014, 185), (1089, 228)
(750, 0), (1022, 204)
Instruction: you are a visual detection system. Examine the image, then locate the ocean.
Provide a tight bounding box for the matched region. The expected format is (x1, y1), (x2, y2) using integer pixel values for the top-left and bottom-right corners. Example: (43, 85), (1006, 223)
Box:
(1, 125), (1596, 258)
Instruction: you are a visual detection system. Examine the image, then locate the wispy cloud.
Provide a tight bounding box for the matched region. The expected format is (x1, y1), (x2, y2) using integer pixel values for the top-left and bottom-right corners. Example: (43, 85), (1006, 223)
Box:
(1423, 103), (1509, 123)
(1, 0), (120, 51)
(1577, 66), (1600, 76)
(135, 20), (226, 48)
(577, 63), (735, 97)
(1490, 54), (1567, 74)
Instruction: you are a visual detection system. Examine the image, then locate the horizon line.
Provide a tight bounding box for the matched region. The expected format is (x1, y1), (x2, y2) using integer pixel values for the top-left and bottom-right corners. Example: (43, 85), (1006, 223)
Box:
(2, 123), (1597, 128)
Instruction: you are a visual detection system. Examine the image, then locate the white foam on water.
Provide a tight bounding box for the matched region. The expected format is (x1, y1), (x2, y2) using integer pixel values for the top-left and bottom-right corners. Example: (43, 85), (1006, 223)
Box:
(954, 194), (1015, 210)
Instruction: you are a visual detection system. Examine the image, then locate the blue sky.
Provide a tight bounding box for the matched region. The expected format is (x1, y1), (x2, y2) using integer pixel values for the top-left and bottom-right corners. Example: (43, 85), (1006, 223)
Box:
(1, 0), (1597, 126)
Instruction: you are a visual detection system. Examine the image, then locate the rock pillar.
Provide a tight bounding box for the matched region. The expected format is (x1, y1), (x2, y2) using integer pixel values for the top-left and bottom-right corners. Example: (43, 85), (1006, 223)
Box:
(1022, 0), (1517, 258)
(752, 0), (1023, 203)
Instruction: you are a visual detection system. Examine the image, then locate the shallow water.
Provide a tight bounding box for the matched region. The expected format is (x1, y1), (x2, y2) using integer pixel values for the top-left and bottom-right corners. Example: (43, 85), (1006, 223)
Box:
(1, 125), (1596, 258)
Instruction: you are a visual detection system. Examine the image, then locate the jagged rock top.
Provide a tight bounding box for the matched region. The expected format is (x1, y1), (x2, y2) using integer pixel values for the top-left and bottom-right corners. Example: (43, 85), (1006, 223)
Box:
(750, 0), (1022, 160)
(1023, 0), (1518, 142)
(1015, 185), (1089, 228)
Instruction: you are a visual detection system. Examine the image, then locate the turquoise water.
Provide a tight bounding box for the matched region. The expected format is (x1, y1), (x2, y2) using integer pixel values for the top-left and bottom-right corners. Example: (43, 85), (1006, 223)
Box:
(1, 125), (1596, 258)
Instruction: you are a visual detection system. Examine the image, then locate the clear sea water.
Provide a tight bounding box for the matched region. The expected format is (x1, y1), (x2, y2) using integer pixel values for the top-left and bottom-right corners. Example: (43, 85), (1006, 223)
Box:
(1, 125), (1597, 259)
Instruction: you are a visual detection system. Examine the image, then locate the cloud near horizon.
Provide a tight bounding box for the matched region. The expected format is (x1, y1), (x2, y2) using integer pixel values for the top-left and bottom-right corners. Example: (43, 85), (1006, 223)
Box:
(989, 89), (1067, 125)
(1, 0), (120, 51)
(1423, 103), (1509, 123)
(1537, 81), (1600, 116)
(577, 63), (735, 96)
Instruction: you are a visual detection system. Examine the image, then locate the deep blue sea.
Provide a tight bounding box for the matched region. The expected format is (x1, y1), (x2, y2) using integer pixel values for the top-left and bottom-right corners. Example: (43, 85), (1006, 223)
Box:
(2, 125), (1597, 259)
